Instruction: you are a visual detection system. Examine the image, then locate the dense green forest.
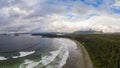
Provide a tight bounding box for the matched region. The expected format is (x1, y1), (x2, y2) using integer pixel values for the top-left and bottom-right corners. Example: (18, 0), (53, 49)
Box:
(41, 33), (120, 68)
(68, 34), (120, 68)
(0, 34), (119, 68)
(32, 33), (120, 68)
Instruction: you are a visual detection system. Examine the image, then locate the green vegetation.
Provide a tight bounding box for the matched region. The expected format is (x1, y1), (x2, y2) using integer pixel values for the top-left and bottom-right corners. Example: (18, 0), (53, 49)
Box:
(65, 34), (120, 68)
(30, 33), (120, 68)
(36, 33), (120, 68)
(0, 34), (120, 68)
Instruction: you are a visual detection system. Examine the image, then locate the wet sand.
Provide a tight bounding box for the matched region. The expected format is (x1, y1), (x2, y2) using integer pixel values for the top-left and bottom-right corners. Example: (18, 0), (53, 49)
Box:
(0, 35), (93, 68)
(63, 40), (94, 68)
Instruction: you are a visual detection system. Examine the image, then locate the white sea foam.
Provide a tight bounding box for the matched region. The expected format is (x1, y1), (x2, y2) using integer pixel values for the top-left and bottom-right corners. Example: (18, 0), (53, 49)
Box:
(0, 51), (35, 60)
(0, 56), (8, 60)
(18, 38), (74, 68)
(12, 51), (35, 58)
(58, 44), (69, 68)
(40, 49), (61, 65)
(19, 46), (63, 68)
(46, 44), (69, 68)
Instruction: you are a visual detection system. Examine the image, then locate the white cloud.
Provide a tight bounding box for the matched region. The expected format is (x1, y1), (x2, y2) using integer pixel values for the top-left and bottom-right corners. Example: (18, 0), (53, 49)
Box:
(42, 15), (120, 33)
(113, 0), (120, 7)
(88, 16), (120, 32)
(0, 0), (120, 33)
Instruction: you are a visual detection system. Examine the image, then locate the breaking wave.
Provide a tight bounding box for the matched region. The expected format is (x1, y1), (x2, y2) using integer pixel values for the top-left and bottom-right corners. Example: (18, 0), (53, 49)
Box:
(19, 39), (69, 68)
(0, 51), (35, 60)
(12, 51), (35, 58)
(0, 56), (8, 60)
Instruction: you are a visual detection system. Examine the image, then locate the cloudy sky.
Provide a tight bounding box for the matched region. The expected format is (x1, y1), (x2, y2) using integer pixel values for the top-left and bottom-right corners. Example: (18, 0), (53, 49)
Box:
(0, 0), (120, 33)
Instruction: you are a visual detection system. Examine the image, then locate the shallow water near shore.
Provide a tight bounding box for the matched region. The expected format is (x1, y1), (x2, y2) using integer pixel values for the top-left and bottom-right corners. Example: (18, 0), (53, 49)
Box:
(0, 34), (81, 68)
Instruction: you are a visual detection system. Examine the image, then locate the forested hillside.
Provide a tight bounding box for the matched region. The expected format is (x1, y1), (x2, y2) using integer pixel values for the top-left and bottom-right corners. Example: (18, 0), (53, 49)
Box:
(71, 34), (120, 68)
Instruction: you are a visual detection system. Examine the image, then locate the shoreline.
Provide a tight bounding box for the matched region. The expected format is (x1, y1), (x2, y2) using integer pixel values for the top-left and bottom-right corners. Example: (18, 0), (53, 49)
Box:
(75, 40), (94, 68)
(63, 39), (94, 68)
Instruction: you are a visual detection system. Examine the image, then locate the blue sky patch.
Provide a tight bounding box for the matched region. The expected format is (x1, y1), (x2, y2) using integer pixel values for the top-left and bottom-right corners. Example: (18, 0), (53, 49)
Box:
(80, 0), (103, 8)
(111, 7), (120, 14)
(65, 14), (99, 19)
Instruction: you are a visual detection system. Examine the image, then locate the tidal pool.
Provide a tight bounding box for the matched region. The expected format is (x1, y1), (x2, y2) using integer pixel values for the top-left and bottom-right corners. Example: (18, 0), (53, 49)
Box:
(0, 34), (81, 68)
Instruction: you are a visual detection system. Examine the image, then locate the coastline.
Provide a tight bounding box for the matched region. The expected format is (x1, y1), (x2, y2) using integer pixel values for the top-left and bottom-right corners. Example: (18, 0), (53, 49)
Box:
(75, 40), (94, 68)
(63, 39), (94, 68)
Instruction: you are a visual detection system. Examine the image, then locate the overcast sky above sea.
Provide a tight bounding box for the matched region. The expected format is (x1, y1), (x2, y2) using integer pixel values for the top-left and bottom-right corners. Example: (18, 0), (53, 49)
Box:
(0, 0), (120, 33)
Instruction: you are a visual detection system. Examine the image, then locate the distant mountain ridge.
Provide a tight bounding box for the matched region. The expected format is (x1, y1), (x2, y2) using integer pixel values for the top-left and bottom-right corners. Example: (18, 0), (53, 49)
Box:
(73, 29), (103, 34)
